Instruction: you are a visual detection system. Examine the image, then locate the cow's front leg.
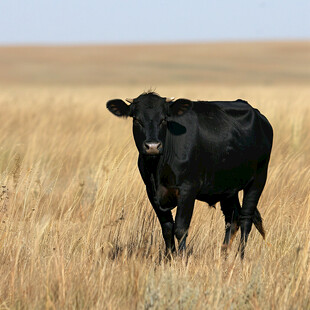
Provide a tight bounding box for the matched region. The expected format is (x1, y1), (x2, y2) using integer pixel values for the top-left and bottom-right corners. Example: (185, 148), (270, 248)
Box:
(160, 220), (175, 256)
(146, 187), (175, 255)
(138, 157), (175, 255)
(174, 191), (196, 253)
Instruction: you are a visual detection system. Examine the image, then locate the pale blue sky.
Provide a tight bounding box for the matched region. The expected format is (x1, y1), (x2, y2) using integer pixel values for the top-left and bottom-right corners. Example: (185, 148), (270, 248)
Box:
(0, 0), (309, 45)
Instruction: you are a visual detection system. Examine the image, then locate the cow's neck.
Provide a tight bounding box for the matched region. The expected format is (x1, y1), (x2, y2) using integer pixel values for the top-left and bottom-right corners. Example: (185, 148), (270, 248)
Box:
(141, 155), (161, 174)
(141, 155), (161, 190)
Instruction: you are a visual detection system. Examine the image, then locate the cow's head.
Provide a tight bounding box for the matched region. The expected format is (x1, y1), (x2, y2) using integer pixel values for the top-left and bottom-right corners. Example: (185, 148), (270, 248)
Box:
(106, 92), (192, 156)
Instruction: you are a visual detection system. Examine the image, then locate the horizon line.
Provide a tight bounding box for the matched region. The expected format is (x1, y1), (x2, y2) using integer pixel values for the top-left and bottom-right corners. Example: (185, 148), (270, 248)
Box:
(0, 38), (309, 48)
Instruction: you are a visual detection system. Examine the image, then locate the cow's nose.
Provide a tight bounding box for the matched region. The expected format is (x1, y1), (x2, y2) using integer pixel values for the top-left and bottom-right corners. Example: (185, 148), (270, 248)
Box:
(144, 142), (162, 155)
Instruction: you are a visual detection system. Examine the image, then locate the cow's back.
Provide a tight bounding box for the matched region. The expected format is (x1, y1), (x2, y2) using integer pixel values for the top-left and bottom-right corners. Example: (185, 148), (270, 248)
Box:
(190, 99), (272, 198)
(193, 99), (273, 160)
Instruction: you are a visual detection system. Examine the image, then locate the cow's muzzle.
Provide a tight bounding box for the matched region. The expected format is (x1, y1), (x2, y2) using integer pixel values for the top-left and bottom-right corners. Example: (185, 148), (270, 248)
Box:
(144, 141), (162, 155)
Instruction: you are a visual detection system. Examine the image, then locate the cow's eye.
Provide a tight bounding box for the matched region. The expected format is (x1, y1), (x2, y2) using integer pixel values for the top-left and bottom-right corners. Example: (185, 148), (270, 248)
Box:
(133, 118), (143, 127)
(160, 119), (167, 126)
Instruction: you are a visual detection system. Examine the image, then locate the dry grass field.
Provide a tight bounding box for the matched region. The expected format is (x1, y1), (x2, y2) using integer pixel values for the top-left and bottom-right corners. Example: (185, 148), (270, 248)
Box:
(0, 42), (309, 309)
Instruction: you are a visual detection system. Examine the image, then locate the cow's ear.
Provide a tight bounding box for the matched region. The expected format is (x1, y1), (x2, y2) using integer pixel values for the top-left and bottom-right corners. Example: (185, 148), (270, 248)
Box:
(169, 99), (192, 116)
(106, 99), (131, 117)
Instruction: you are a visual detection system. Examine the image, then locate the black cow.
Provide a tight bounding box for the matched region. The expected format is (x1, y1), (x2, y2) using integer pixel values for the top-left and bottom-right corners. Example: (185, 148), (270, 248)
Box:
(107, 92), (273, 258)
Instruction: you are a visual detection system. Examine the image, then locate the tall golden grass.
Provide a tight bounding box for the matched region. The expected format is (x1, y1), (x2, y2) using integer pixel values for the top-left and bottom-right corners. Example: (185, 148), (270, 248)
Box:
(0, 83), (309, 309)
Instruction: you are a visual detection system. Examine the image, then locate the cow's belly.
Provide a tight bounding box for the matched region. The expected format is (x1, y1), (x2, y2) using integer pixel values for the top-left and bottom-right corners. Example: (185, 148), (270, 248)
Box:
(197, 165), (255, 203)
(196, 193), (230, 206)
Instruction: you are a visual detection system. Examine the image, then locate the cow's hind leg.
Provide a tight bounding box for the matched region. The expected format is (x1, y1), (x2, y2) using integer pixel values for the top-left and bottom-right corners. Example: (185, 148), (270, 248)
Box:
(220, 194), (241, 256)
(239, 159), (269, 259)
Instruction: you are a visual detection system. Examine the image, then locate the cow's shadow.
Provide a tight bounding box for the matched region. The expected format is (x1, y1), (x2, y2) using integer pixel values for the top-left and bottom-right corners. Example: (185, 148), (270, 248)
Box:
(167, 121), (186, 135)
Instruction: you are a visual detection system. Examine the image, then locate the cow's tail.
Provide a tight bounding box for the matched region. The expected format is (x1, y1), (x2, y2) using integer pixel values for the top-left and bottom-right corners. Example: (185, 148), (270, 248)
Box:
(253, 208), (266, 239)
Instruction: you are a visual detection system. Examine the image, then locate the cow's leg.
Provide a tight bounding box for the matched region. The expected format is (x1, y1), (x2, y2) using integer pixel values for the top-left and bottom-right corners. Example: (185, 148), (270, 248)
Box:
(220, 194), (241, 255)
(146, 187), (176, 255)
(138, 157), (175, 255)
(239, 160), (269, 259)
(174, 192), (196, 253)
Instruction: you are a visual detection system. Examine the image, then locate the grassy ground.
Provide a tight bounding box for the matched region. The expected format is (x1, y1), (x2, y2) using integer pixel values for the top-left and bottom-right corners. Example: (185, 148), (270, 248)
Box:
(0, 43), (309, 309)
(1, 42), (309, 86)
